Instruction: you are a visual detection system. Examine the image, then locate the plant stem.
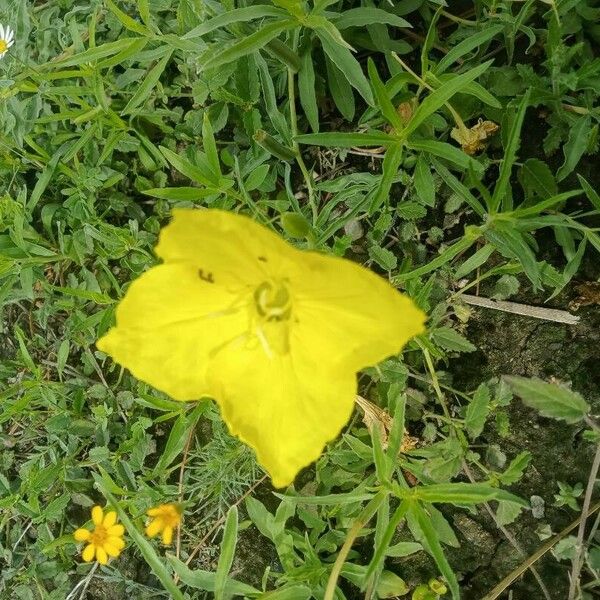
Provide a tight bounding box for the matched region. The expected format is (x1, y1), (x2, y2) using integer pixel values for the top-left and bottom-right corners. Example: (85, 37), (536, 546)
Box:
(568, 442), (600, 600)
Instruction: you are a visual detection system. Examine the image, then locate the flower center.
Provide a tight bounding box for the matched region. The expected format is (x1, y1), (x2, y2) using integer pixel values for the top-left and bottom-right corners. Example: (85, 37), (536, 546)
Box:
(90, 525), (108, 546)
(254, 280), (292, 322)
(0, 41), (7, 53)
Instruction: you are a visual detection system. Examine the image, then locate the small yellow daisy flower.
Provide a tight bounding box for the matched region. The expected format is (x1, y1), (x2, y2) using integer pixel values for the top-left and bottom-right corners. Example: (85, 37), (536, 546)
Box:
(98, 209), (426, 487)
(145, 503), (182, 545)
(73, 505), (126, 565)
(0, 24), (15, 59)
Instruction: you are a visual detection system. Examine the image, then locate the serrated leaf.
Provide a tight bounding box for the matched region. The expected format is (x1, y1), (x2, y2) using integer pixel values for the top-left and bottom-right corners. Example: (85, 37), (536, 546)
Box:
(504, 376), (589, 424)
(413, 154), (435, 207)
(557, 115), (592, 182)
(518, 158), (557, 199)
(465, 383), (490, 439)
(432, 327), (476, 353)
(499, 451), (532, 485)
(368, 244), (398, 271)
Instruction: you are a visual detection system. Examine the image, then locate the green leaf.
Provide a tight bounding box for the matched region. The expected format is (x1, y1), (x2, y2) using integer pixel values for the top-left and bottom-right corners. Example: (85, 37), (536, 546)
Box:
(298, 47), (319, 133)
(455, 244), (495, 279)
(407, 139), (483, 174)
(142, 187), (218, 201)
(160, 146), (219, 187)
(368, 59), (404, 132)
(434, 25), (504, 75)
(215, 506), (239, 600)
(296, 131), (391, 148)
(413, 483), (527, 506)
(168, 555), (260, 595)
(325, 53), (356, 121)
(490, 89), (531, 212)
(499, 451), (532, 486)
(577, 174), (600, 211)
(335, 8), (410, 29)
(409, 502), (459, 600)
(369, 143), (403, 213)
(281, 212), (311, 238)
(106, 0), (151, 35)
(431, 327), (476, 353)
(557, 115), (592, 182)
(496, 501), (523, 526)
(465, 383), (490, 439)
(518, 158), (557, 199)
(402, 61), (493, 138)
(504, 376), (589, 424)
(202, 113), (222, 178)
(317, 28), (374, 105)
(94, 478), (186, 600)
(123, 49), (173, 113)
(377, 571), (410, 598)
(183, 6), (288, 38)
(49, 38), (142, 68)
(202, 20), (297, 70)
(413, 154), (435, 207)
(430, 157), (486, 216)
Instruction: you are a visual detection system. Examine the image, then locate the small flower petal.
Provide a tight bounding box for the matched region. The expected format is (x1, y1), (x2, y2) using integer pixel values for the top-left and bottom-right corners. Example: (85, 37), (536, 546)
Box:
(104, 542), (122, 557)
(91, 506), (104, 525)
(103, 511), (117, 527)
(96, 547), (108, 565)
(107, 536), (125, 550)
(82, 544), (96, 562)
(147, 507), (161, 517)
(161, 526), (173, 545)
(107, 524), (125, 537)
(74, 528), (91, 542)
(145, 518), (162, 538)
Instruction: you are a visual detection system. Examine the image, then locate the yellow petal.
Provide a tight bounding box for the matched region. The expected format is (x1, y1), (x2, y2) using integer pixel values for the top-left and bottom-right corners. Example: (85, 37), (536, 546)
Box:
(145, 518), (163, 538)
(82, 544), (96, 562)
(97, 263), (247, 401)
(107, 536), (126, 550)
(104, 542), (122, 557)
(147, 507), (162, 517)
(74, 528), (91, 542)
(96, 547), (108, 565)
(291, 251), (426, 372)
(107, 524), (125, 537)
(161, 526), (173, 545)
(209, 345), (356, 488)
(91, 506), (104, 525)
(103, 511), (117, 528)
(155, 209), (290, 287)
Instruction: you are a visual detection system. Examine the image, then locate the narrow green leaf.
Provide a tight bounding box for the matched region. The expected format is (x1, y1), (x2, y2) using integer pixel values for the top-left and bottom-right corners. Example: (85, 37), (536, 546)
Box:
(160, 146), (218, 186)
(413, 154), (435, 207)
(318, 28), (374, 105)
(368, 59), (404, 132)
(335, 8), (410, 29)
(298, 46), (319, 133)
(202, 20), (296, 70)
(106, 0), (150, 35)
(432, 327), (476, 353)
(410, 502), (459, 600)
(215, 506), (239, 600)
(434, 25), (504, 75)
(430, 157), (486, 216)
(499, 451), (532, 486)
(296, 131), (391, 148)
(325, 53), (356, 121)
(408, 139), (483, 174)
(142, 187), (219, 201)
(183, 6), (288, 39)
(123, 49), (173, 113)
(490, 89), (531, 213)
(415, 482), (527, 507)
(369, 143), (403, 213)
(48, 38), (141, 68)
(202, 113), (222, 178)
(577, 174), (600, 211)
(504, 376), (589, 424)
(455, 244), (495, 279)
(402, 61), (493, 138)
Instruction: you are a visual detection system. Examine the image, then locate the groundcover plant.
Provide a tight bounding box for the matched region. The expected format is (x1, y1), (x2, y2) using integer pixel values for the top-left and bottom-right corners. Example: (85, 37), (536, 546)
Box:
(1, 1), (600, 599)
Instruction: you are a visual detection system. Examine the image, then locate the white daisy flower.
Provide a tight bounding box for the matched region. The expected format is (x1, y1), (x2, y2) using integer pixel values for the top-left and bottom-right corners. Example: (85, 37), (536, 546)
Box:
(0, 24), (15, 60)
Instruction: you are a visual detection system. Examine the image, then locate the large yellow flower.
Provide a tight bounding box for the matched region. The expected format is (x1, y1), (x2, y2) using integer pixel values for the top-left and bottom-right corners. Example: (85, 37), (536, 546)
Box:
(97, 209), (425, 487)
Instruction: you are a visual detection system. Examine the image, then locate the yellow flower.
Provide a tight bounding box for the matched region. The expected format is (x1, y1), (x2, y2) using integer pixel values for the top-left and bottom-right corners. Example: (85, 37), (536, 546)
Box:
(145, 503), (182, 545)
(97, 209), (425, 487)
(73, 505), (126, 565)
